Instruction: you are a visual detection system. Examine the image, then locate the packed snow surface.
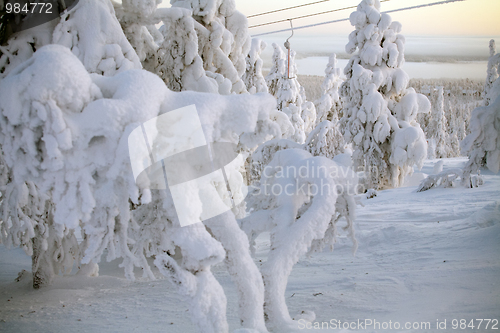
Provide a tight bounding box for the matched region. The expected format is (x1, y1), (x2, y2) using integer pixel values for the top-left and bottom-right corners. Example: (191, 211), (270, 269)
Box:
(0, 157), (499, 332)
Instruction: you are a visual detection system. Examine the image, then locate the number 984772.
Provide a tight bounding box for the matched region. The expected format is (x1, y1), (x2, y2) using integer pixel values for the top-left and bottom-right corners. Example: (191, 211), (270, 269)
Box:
(0, 0), (78, 45)
(5, 2), (53, 14)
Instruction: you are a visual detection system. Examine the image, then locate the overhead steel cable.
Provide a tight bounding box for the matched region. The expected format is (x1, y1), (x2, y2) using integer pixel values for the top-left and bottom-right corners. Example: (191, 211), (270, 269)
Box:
(249, 0), (390, 29)
(251, 0), (465, 37)
(247, 0), (331, 18)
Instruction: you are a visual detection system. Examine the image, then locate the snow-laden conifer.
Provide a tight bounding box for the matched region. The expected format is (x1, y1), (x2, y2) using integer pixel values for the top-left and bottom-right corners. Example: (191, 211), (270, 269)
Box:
(266, 44), (316, 144)
(485, 39), (500, 106)
(243, 38), (268, 94)
(428, 87), (448, 158)
(315, 53), (343, 124)
(170, 0), (251, 94)
(241, 148), (357, 331)
(340, 0), (430, 189)
(155, 7), (220, 93)
(461, 83), (500, 186)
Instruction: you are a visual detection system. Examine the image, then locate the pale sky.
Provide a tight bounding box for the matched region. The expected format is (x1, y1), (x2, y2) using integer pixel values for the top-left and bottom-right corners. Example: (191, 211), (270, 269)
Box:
(235, 0), (500, 37)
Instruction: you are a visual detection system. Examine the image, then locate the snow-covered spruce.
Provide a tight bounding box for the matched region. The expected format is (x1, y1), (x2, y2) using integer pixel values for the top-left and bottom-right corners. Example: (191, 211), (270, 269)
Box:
(246, 139), (302, 187)
(113, 0), (160, 72)
(0, 44), (286, 332)
(305, 120), (345, 159)
(460, 49), (500, 187)
(241, 148), (357, 332)
(315, 53), (343, 125)
(170, 0), (251, 94)
(113, 0), (253, 94)
(0, 21), (54, 78)
(154, 7), (220, 93)
(0, 170), (81, 288)
(461, 93), (500, 187)
(266, 43), (316, 144)
(265, 43), (287, 97)
(484, 39), (500, 107)
(340, 0), (430, 190)
(243, 38), (269, 94)
(427, 86), (449, 159)
(419, 62), (500, 191)
(413, 78), (481, 158)
(0, 0), (144, 287)
(0, 0), (141, 79)
(247, 117), (345, 187)
(53, 0), (142, 76)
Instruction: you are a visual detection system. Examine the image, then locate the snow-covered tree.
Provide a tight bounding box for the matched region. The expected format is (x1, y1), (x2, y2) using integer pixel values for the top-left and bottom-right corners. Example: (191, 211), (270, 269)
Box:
(246, 138), (301, 186)
(0, 17), (60, 287)
(112, 0), (254, 94)
(484, 39), (500, 106)
(460, 44), (500, 187)
(0, 19), (55, 78)
(0, 41), (287, 331)
(270, 45), (301, 111)
(113, 0), (160, 72)
(427, 87), (448, 158)
(265, 43), (287, 96)
(302, 97), (317, 135)
(0, 1), (363, 331)
(241, 148), (357, 331)
(170, 0), (251, 94)
(243, 38), (268, 94)
(309, 54), (345, 160)
(315, 53), (343, 124)
(53, 0), (142, 76)
(0, 0), (141, 79)
(266, 44), (316, 144)
(461, 84), (500, 187)
(305, 120), (345, 159)
(340, 0), (430, 189)
(411, 77), (484, 158)
(447, 97), (461, 158)
(154, 7), (220, 93)
(0, 0), (139, 287)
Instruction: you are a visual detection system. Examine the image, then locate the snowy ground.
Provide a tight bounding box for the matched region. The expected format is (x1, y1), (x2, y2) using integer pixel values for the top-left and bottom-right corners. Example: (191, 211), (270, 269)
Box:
(0, 157), (499, 332)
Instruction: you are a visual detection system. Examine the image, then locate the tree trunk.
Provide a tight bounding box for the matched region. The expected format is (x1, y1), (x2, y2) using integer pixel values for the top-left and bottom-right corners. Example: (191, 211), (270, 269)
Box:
(31, 227), (56, 289)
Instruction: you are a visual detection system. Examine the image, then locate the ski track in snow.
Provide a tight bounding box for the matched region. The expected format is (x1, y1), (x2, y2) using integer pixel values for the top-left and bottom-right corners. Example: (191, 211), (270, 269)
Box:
(0, 158), (499, 332)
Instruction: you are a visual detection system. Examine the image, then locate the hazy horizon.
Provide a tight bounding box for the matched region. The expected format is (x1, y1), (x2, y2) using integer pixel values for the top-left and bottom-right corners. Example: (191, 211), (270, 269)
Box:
(257, 34), (498, 61)
(238, 0), (500, 37)
(256, 34), (495, 79)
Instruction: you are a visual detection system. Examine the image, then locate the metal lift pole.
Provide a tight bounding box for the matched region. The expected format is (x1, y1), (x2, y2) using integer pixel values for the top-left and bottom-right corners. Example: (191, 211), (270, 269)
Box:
(284, 19), (294, 79)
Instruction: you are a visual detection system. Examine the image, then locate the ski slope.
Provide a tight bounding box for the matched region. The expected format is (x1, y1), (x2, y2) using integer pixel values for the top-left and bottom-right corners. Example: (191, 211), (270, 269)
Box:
(0, 157), (499, 332)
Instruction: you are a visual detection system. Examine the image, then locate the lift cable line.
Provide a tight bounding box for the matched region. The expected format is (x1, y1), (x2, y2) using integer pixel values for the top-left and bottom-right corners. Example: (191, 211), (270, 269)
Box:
(251, 0), (465, 37)
(249, 0), (391, 29)
(247, 0), (331, 18)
